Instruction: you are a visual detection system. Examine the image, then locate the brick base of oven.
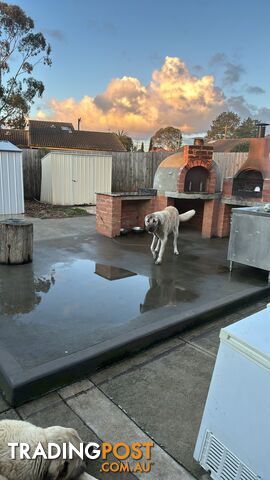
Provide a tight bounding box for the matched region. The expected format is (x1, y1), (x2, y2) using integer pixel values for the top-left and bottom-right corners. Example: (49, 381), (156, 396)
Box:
(96, 193), (233, 239)
(96, 194), (173, 238)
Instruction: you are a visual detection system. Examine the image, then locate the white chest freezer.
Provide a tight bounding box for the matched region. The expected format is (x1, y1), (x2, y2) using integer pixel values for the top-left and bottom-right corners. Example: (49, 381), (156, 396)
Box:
(194, 307), (270, 480)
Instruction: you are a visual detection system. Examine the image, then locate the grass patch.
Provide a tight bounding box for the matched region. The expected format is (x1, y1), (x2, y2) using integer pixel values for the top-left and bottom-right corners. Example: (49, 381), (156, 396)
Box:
(25, 200), (91, 219)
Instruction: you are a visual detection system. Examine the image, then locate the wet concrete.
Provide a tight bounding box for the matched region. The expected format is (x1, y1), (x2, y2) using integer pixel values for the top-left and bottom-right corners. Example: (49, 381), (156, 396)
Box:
(0, 216), (269, 404)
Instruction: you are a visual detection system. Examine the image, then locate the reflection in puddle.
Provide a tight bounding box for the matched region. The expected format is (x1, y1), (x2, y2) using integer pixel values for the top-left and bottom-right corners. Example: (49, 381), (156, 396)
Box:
(0, 259), (197, 368)
(95, 264), (137, 281)
(0, 260), (196, 318)
(0, 266), (55, 315)
(140, 279), (198, 313)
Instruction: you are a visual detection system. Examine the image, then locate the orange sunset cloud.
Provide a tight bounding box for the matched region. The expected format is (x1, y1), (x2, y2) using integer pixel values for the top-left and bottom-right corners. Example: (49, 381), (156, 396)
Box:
(37, 56), (225, 137)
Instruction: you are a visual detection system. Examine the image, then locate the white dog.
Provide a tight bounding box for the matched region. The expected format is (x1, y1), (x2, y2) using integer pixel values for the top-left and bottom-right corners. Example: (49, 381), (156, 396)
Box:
(0, 419), (96, 480)
(145, 206), (195, 264)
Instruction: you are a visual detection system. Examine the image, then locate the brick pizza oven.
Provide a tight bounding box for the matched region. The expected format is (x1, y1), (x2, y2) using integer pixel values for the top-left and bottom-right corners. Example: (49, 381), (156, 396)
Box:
(153, 138), (222, 237)
(220, 138), (270, 236)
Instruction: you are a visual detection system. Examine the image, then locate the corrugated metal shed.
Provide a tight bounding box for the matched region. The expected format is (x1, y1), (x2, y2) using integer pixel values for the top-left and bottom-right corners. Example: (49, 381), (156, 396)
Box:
(0, 141), (24, 214)
(41, 151), (112, 205)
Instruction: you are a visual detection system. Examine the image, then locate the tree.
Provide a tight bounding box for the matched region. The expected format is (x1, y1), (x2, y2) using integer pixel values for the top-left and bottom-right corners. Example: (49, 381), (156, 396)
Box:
(149, 126), (182, 151)
(148, 137), (153, 152)
(235, 117), (259, 138)
(138, 141), (144, 152)
(115, 130), (134, 151)
(206, 112), (240, 140)
(0, 2), (52, 128)
(230, 142), (250, 152)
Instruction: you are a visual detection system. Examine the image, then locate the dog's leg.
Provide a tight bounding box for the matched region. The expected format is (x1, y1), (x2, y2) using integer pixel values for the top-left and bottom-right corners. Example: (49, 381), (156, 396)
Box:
(155, 236), (167, 265)
(173, 228), (179, 255)
(150, 235), (158, 258)
(154, 238), (161, 256)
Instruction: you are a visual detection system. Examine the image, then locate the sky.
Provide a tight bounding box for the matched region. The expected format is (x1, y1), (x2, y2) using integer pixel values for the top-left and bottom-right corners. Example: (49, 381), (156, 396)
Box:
(15, 0), (270, 143)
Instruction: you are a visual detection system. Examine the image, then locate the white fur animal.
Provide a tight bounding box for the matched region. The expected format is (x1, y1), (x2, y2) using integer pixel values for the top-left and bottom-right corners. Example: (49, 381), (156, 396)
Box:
(145, 206), (195, 264)
(0, 419), (96, 480)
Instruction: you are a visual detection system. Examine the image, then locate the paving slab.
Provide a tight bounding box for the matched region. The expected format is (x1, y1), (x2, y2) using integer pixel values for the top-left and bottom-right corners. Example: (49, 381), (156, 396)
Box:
(179, 297), (268, 356)
(91, 337), (185, 385)
(181, 297), (267, 339)
(97, 342), (215, 478)
(17, 391), (137, 480)
(58, 379), (94, 400)
(68, 387), (194, 480)
(0, 409), (20, 421)
(17, 392), (62, 420)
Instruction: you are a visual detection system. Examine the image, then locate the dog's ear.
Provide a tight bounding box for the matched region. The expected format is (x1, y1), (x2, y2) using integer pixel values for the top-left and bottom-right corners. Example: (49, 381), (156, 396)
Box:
(44, 427), (84, 480)
(44, 457), (66, 480)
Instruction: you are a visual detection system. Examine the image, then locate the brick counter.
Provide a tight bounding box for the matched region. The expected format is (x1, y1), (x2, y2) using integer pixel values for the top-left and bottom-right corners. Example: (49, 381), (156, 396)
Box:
(96, 193), (172, 238)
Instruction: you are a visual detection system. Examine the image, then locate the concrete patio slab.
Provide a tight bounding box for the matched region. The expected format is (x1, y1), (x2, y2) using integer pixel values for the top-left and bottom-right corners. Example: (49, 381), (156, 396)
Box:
(0, 216), (269, 405)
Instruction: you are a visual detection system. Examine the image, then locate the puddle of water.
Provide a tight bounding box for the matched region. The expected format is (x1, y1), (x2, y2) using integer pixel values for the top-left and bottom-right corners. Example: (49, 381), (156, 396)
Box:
(0, 259), (196, 368)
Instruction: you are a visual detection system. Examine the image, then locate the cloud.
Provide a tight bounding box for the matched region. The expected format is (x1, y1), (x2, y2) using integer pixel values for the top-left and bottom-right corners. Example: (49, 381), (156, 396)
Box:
(257, 107), (270, 123)
(209, 52), (227, 66)
(245, 85), (265, 95)
(148, 52), (164, 64)
(46, 29), (65, 41)
(37, 56), (225, 136)
(223, 63), (245, 86)
(226, 95), (255, 117)
(209, 52), (245, 86)
(192, 64), (204, 73)
(87, 19), (117, 35)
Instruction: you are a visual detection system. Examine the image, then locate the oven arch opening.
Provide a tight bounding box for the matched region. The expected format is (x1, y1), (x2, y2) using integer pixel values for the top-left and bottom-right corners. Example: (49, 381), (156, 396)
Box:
(232, 169), (263, 198)
(184, 166), (209, 193)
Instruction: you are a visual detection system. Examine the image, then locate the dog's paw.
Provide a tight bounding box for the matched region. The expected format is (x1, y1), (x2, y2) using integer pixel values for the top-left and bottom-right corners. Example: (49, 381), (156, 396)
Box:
(174, 250), (179, 255)
(155, 258), (162, 265)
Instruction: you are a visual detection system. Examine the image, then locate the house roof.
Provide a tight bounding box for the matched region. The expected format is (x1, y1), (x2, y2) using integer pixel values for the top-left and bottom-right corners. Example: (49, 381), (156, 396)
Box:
(29, 120), (75, 133)
(28, 120), (126, 152)
(206, 138), (251, 152)
(0, 128), (29, 148)
(0, 120), (126, 152)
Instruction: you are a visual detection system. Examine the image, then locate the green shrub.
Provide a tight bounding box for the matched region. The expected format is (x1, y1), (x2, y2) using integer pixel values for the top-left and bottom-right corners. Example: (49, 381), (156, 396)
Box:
(230, 142), (250, 152)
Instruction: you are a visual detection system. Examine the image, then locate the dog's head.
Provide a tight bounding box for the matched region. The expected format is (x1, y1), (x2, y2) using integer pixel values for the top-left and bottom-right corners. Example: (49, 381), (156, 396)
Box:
(145, 213), (160, 233)
(44, 426), (86, 480)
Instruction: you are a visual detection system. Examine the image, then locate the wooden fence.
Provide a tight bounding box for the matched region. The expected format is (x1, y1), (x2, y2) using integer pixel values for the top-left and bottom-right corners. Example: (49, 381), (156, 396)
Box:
(213, 152), (248, 181)
(21, 149), (249, 200)
(22, 149), (42, 199)
(111, 151), (169, 192)
(22, 149), (169, 199)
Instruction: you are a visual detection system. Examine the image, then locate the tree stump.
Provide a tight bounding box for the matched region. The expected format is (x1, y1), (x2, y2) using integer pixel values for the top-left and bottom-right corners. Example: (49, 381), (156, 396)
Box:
(0, 219), (33, 264)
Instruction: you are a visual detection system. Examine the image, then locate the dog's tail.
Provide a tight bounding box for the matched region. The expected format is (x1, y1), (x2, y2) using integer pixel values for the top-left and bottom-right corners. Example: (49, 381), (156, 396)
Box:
(179, 209), (196, 222)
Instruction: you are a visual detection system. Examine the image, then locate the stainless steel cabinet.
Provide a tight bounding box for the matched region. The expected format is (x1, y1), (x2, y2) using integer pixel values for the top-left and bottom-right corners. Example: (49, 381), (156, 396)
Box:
(228, 206), (270, 279)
